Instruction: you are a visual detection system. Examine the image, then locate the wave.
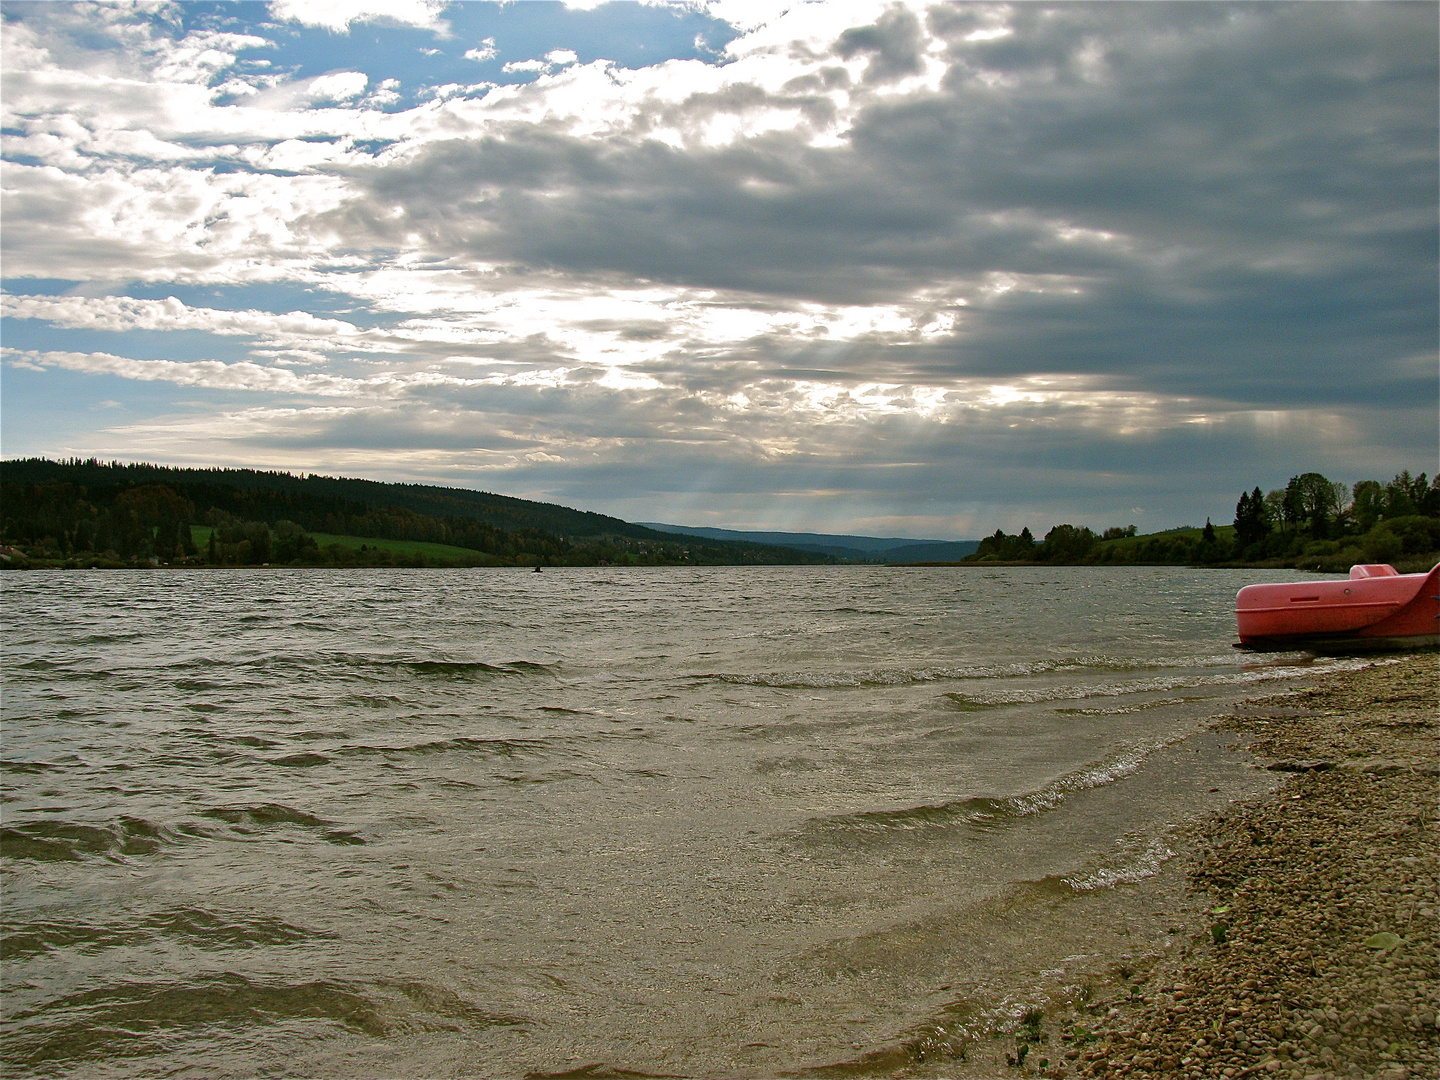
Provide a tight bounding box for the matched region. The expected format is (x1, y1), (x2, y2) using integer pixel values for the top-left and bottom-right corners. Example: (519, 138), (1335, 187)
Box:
(943, 656), (1374, 708)
(65, 633), (145, 646)
(693, 651), (1265, 691)
(0, 974), (528, 1068)
(266, 752), (330, 767)
(332, 736), (553, 759)
(198, 804), (364, 845)
(130, 652), (556, 683)
(402, 660), (517, 679)
(1, 907), (332, 960)
(0, 759), (70, 774)
(1053, 697), (1187, 716)
(1059, 834), (1176, 892)
(1, 815), (175, 862)
(11, 660), (120, 681)
(2, 812), (347, 864)
(254, 653), (557, 681)
(171, 679), (224, 691)
(1017, 831), (1179, 895)
(699, 660), (1072, 690)
(799, 741), (1163, 840)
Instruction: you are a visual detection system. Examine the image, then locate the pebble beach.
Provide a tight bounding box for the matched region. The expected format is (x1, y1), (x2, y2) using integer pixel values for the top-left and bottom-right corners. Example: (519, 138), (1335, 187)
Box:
(893, 653), (1437, 1080)
(1067, 653), (1439, 1080)
(1026, 653), (1440, 1080)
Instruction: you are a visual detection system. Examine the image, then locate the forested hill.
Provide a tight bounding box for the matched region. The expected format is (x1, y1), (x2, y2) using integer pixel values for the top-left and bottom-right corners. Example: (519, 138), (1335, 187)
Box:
(0, 458), (832, 568)
(2, 458), (652, 539)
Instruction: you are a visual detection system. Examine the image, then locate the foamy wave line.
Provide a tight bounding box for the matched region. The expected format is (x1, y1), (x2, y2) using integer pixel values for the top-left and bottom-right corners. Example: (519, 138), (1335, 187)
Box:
(945, 656), (1375, 708)
(1055, 697), (1187, 716)
(801, 739), (1167, 837)
(700, 650), (1285, 691)
(703, 660), (1060, 689)
(1064, 652), (1253, 671)
(1059, 834), (1176, 892)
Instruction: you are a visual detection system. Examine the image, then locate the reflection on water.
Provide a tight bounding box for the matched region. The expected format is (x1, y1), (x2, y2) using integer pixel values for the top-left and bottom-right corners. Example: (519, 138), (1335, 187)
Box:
(1, 565), (1353, 1077)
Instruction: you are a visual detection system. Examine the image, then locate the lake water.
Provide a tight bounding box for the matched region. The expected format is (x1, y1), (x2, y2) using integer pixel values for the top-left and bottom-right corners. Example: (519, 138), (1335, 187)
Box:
(1, 565), (1365, 1078)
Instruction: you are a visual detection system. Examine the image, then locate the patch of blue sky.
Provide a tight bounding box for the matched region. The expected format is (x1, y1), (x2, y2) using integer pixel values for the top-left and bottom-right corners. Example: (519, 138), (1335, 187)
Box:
(1, 149), (53, 170)
(0, 280), (84, 298)
(0, 282), (408, 332)
(119, 282), (404, 328)
(1, 322), (288, 365)
(175, 2), (739, 108)
(0, 365), (245, 454)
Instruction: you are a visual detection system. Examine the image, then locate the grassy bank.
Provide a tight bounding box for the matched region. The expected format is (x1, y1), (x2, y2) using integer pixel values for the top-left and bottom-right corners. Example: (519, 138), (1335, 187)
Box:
(193, 526), (499, 567)
(285, 530), (499, 566)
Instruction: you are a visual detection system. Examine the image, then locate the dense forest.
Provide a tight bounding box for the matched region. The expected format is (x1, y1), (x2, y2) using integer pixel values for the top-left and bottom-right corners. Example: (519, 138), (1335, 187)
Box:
(965, 470), (1440, 571)
(0, 459), (833, 569)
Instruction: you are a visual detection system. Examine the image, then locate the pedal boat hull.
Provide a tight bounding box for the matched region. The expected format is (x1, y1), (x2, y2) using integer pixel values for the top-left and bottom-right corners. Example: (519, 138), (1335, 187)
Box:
(1235, 563), (1440, 651)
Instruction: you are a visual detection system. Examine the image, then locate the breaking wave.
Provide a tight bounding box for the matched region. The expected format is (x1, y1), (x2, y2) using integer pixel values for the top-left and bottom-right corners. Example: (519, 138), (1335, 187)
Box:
(799, 740), (1165, 839)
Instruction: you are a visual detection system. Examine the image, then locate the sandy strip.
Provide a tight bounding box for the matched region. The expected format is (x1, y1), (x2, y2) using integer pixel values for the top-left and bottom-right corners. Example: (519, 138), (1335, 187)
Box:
(1059, 654), (1439, 1080)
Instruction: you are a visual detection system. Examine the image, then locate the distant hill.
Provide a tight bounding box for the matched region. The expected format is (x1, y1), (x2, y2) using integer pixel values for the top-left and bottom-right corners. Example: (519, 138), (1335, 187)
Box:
(873, 540), (985, 563)
(0, 458), (835, 568)
(638, 523), (980, 563)
(6, 458), (658, 540)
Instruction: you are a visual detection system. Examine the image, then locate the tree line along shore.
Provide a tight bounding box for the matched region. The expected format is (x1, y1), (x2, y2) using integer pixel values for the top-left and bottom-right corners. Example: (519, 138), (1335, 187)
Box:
(1, 458), (1436, 571)
(960, 470), (1439, 573)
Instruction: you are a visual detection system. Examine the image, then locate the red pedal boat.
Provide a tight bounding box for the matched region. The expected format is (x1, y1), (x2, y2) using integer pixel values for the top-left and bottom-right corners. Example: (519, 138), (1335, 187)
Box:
(1236, 563), (1440, 651)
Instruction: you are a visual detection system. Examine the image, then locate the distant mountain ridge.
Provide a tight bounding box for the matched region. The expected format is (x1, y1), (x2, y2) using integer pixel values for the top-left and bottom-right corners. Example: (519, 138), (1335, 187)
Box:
(638, 523), (980, 563)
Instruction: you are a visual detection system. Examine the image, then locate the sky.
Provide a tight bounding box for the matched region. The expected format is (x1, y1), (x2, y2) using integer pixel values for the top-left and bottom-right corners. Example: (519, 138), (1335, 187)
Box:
(2, 1), (1436, 539)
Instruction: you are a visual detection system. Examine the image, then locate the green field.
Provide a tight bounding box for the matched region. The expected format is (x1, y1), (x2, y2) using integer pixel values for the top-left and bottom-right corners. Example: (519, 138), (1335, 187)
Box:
(307, 532), (498, 563)
(190, 525), (497, 565)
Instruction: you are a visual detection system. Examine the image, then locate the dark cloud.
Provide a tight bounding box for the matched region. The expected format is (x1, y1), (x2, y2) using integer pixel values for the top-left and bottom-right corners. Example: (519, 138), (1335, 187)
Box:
(317, 1), (1435, 421)
(5, 1), (1434, 534)
(834, 4), (926, 85)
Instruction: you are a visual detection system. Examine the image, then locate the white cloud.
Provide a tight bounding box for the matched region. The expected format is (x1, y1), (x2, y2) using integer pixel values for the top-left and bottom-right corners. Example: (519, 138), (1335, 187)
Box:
(306, 71), (369, 102)
(500, 48), (581, 77)
(464, 38), (497, 62)
(1, 1), (1432, 532)
(1, 159), (356, 282)
(7, 347), (372, 395)
(705, 0), (800, 35)
(268, 0), (449, 33)
(1, 293), (363, 342)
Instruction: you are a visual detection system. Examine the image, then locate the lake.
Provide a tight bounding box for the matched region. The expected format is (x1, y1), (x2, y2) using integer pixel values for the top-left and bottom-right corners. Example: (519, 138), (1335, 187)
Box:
(0, 565), (1363, 1078)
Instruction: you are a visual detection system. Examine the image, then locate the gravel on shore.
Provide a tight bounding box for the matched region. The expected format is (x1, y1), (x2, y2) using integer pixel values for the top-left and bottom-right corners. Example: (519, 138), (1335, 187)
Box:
(1063, 654), (1439, 1080)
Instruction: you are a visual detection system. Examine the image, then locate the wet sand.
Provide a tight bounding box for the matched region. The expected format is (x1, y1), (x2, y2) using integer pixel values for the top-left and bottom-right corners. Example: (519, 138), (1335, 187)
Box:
(880, 654), (1437, 1080)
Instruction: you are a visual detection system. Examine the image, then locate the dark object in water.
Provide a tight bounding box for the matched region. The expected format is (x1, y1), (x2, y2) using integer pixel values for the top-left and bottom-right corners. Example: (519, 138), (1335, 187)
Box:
(1235, 563), (1439, 652)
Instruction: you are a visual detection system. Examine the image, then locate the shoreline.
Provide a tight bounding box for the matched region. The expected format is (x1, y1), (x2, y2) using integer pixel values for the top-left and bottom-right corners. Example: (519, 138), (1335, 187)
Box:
(897, 560), (1439, 575)
(869, 654), (1437, 1080)
(1066, 653), (1440, 1080)
(7, 553), (1438, 574)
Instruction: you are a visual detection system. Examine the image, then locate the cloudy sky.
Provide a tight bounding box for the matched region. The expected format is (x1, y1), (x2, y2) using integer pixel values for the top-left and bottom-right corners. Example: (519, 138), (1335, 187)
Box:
(2, 1), (1435, 538)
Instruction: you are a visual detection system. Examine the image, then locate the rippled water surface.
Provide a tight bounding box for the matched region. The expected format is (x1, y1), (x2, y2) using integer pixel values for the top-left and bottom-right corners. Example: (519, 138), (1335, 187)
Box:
(2, 565), (1358, 1077)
